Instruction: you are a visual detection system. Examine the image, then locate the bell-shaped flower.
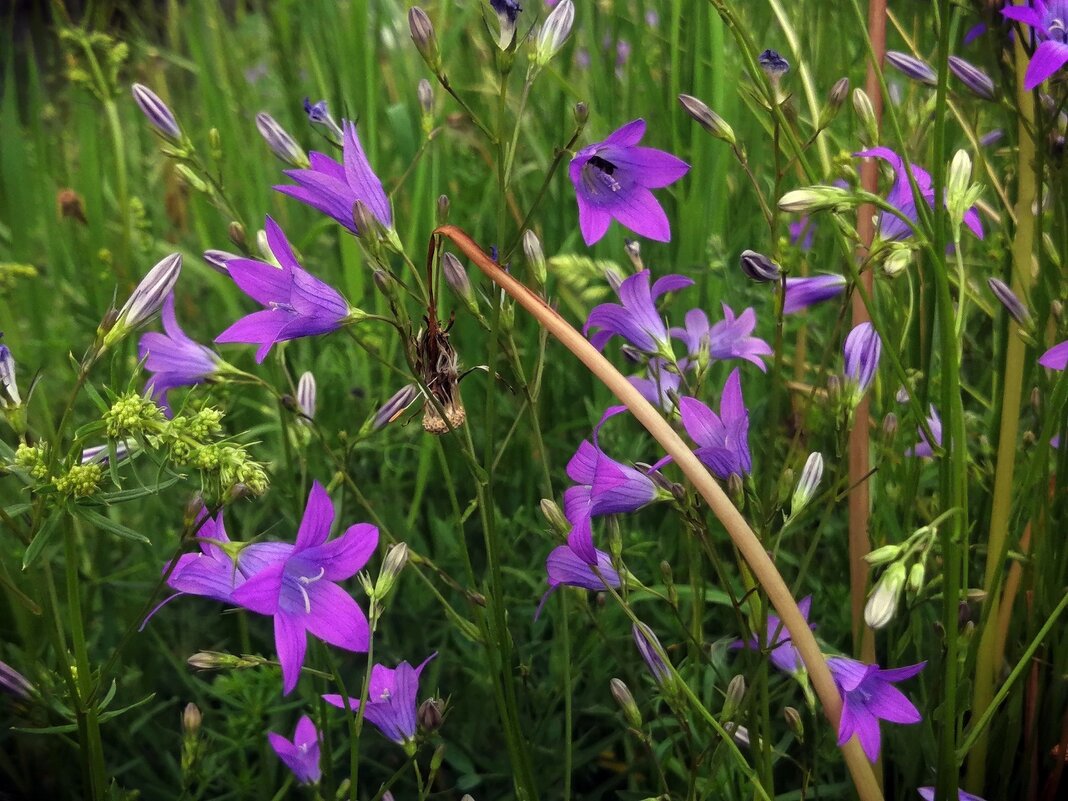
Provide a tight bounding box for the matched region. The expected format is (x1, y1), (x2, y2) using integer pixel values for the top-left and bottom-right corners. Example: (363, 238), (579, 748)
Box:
(585, 269), (693, 357)
(827, 656), (926, 762)
(535, 542), (621, 619)
(215, 217), (357, 363)
(139, 294), (222, 413)
(679, 368), (751, 480)
(1001, 1), (1068, 89)
(569, 119), (689, 245)
(268, 715), (321, 785)
(232, 481), (379, 694)
(324, 654), (436, 748)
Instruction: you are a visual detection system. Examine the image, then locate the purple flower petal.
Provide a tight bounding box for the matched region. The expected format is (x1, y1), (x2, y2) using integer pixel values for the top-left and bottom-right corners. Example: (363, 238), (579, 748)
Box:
(1026, 39), (1068, 88)
(1039, 339), (1068, 370)
(275, 612), (308, 695)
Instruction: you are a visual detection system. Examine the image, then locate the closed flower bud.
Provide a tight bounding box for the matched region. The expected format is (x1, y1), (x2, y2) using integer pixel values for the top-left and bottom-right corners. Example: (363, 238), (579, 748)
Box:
(228, 221), (247, 250)
(539, 498), (570, 536)
(182, 702), (202, 735)
(203, 249), (238, 275)
(187, 650), (247, 670)
(417, 79), (434, 116)
(296, 371), (316, 423)
(609, 678), (642, 729)
(778, 185), (853, 214)
(946, 150), (982, 234)
(784, 706), (804, 740)
(727, 473), (744, 506)
(574, 101), (589, 125)
(949, 56), (995, 100)
(0, 344), (21, 409)
(437, 194), (450, 225)
(739, 249), (781, 282)
(790, 452), (823, 514)
(443, 253), (477, 311)
(103, 253), (182, 348)
(353, 199), (385, 242)
(843, 322), (882, 408)
(174, 164), (209, 194)
(758, 48), (790, 79)
(725, 722), (751, 748)
(375, 542), (409, 600)
(372, 384), (421, 430)
(882, 412), (898, 437)
(533, 0), (574, 67)
(885, 50), (937, 86)
(881, 243), (913, 277)
(0, 659), (32, 700)
(408, 7), (441, 71)
(418, 697), (444, 732)
(987, 277), (1032, 329)
(132, 83), (181, 140)
(255, 112), (309, 168)
(864, 543), (903, 566)
(632, 622), (673, 689)
(852, 88), (879, 145)
(829, 77), (850, 109)
(678, 93), (736, 145)
(907, 562), (926, 598)
(864, 561), (907, 629)
(522, 229), (547, 288)
(623, 239), (643, 272)
(723, 675), (746, 718)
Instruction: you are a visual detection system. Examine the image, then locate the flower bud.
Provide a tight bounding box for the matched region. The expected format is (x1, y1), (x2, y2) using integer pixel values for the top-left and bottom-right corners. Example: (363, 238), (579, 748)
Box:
(227, 221), (247, 250)
(131, 83), (181, 140)
(790, 452), (823, 515)
(490, 0), (523, 50)
(818, 77), (850, 129)
(182, 702), (202, 735)
(678, 93), (736, 146)
(987, 277), (1032, 329)
(843, 322), (882, 408)
(375, 542), (409, 600)
(949, 56), (995, 100)
(723, 675), (746, 718)
(353, 199), (386, 241)
(296, 371), (316, 423)
(418, 697), (444, 733)
(443, 253), (477, 314)
(784, 706), (804, 740)
(174, 164), (209, 194)
(852, 88), (879, 145)
(408, 7), (441, 71)
(864, 544), (903, 566)
(255, 112), (309, 168)
(574, 101), (589, 125)
(609, 678), (642, 729)
(725, 722), (751, 748)
(0, 659), (32, 700)
(533, 0), (574, 67)
(980, 129), (1005, 147)
(864, 561), (907, 629)
(727, 473), (744, 506)
(885, 50), (937, 86)
(778, 186), (853, 214)
(103, 253), (183, 348)
(186, 650), (250, 670)
(623, 239), (643, 272)
(739, 249), (780, 282)
(882, 412), (898, 438)
(522, 229), (547, 288)
(758, 48), (790, 79)
(539, 498), (570, 537)
(372, 384), (421, 430)
(437, 194), (450, 225)
(632, 622), (673, 688)
(0, 344), (21, 409)
(417, 79), (434, 116)
(202, 249), (238, 275)
(907, 562), (926, 599)
(881, 243), (913, 277)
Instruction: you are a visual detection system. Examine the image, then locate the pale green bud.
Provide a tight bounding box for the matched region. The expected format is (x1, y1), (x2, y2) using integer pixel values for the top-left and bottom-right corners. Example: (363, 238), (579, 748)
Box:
(532, 0), (574, 67)
(778, 186), (853, 214)
(864, 544), (903, 566)
(864, 561), (906, 629)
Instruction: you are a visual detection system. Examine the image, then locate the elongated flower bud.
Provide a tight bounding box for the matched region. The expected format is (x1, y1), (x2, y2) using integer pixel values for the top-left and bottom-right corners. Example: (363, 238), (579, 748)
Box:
(843, 322), (882, 408)
(533, 0), (574, 67)
(417, 79), (434, 116)
(907, 562), (926, 598)
(103, 253), (183, 348)
(296, 371), (316, 422)
(864, 561), (906, 629)
(678, 94), (736, 145)
(987, 277), (1032, 328)
(437, 194), (450, 225)
(852, 88), (879, 145)
(818, 77), (850, 129)
(373, 384), (420, 429)
(778, 186), (853, 213)
(784, 706), (804, 740)
(0, 658), (32, 699)
(632, 622), (672, 688)
(723, 675), (746, 718)
(443, 253), (474, 303)
(739, 249), (780, 282)
(539, 498), (570, 536)
(409, 7), (441, 71)
(790, 452), (823, 514)
(255, 113), (309, 168)
(374, 542), (409, 600)
(522, 230), (547, 288)
(948, 56), (995, 100)
(886, 50), (937, 85)
(203, 249), (239, 275)
(758, 48), (790, 79)
(132, 83), (181, 140)
(864, 543), (903, 566)
(0, 344), (21, 409)
(182, 703), (202, 735)
(609, 678), (642, 729)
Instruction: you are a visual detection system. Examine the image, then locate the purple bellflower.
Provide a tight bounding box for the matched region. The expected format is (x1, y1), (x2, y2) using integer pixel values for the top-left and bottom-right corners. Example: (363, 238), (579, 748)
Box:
(843, 322), (882, 406)
(585, 269), (693, 357)
(324, 654), (436, 747)
(1039, 338), (1068, 370)
(268, 715), (321, 785)
(854, 147), (984, 241)
(678, 368), (751, 480)
(918, 789), (986, 801)
(215, 217), (356, 363)
(569, 119), (690, 245)
(731, 596), (814, 675)
(784, 274), (847, 314)
(139, 293), (222, 412)
(276, 120), (391, 234)
(707, 305), (773, 371)
(536, 542), (621, 619)
(906, 405), (943, 458)
(232, 481), (379, 695)
(827, 656), (926, 762)
(1002, 1), (1068, 89)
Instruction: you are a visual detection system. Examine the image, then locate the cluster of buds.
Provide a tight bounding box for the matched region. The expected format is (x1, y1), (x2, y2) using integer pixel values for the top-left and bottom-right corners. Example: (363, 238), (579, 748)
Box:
(864, 524), (938, 629)
(54, 463), (104, 499)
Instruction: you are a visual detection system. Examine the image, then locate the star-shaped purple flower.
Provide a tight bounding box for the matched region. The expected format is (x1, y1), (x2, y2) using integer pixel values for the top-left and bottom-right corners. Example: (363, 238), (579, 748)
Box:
(1002, 1), (1068, 89)
(708, 305), (773, 371)
(232, 481), (379, 695)
(784, 274), (847, 314)
(276, 120), (391, 233)
(1039, 338), (1068, 370)
(569, 119), (689, 245)
(827, 656), (926, 762)
(138, 293), (221, 413)
(268, 715), (321, 785)
(731, 596), (815, 675)
(678, 368), (751, 480)
(855, 147), (984, 241)
(585, 269), (693, 356)
(324, 654), (436, 746)
(215, 217), (354, 363)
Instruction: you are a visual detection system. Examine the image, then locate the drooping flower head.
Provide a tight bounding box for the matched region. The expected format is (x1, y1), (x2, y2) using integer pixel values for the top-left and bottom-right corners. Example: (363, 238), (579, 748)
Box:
(585, 269), (693, 357)
(139, 294), (222, 412)
(268, 715), (321, 785)
(569, 119), (689, 245)
(827, 657), (925, 762)
(783, 274), (847, 314)
(731, 596), (814, 675)
(678, 368), (751, 480)
(324, 654), (437, 748)
(276, 120), (391, 234)
(854, 147), (984, 241)
(232, 481), (379, 694)
(215, 217), (356, 363)
(1002, 1), (1068, 88)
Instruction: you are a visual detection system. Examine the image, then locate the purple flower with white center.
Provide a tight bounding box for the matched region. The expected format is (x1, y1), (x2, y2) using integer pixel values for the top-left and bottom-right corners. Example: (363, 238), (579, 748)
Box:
(783, 274), (847, 314)
(1002, 1), (1068, 88)
(843, 322), (882, 406)
(731, 596), (814, 675)
(585, 270), (693, 356)
(324, 654), (436, 748)
(854, 147), (984, 241)
(215, 217), (355, 363)
(232, 481), (379, 695)
(569, 120), (690, 245)
(906, 405), (943, 458)
(632, 622), (673, 686)
(1039, 338), (1068, 370)
(276, 120), (392, 234)
(490, 0), (523, 48)
(678, 368), (751, 480)
(268, 715), (321, 785)
(139, 294), (222, 412)
(917, 788), (986, 801)
(826, 656), (926, 762)
(628, 359), (683, 411)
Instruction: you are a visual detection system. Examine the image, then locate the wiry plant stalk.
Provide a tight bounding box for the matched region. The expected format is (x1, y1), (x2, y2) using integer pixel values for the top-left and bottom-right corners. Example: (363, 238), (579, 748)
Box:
(435, 224), (885, 801)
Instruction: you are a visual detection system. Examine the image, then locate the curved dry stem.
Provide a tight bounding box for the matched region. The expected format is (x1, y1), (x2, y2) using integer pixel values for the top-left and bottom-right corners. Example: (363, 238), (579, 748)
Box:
(435, 224), (884, 801)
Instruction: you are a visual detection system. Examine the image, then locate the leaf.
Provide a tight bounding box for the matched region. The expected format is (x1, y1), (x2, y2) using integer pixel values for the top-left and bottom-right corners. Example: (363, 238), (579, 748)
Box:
(72, 507), (150, 545)
(88, 476), (179, 505)
(22, 511), (63, 570)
